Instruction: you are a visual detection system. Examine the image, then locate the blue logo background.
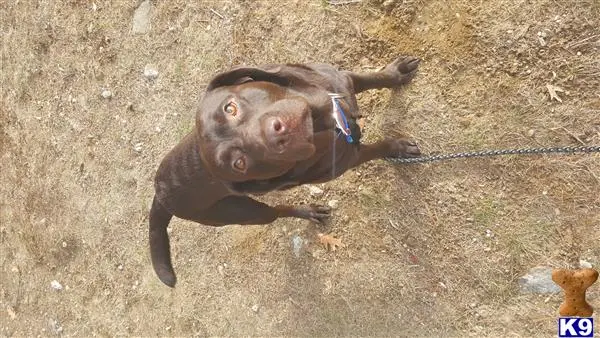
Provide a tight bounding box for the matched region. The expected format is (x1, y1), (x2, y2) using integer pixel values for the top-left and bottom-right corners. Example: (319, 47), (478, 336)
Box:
(558, 317), (594, 338)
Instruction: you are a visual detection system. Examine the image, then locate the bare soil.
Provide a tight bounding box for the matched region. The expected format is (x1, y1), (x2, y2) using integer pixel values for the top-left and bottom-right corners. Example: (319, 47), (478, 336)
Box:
(1, 0), (599, 336)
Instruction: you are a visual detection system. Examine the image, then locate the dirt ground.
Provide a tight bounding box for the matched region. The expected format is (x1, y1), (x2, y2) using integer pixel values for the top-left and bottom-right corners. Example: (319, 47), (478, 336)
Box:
(1, 0), (599, 336)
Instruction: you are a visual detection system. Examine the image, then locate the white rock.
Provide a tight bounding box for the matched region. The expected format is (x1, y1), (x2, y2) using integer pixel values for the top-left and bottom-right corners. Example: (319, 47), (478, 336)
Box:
(132, 0), (152, 34)
(133, 142), (143, 152)
(327, 199), (339, 209)
(143, 64), (159, 80)
(307, 185), (323, 196)
(50, 280), (63, 291)
(49, 319), (63, 334)
(101, 89), (112, 99)
(291, 234), (304, 258)
(579, 259), (593, 269)
(251, 304), (259, 313)
(518, 266), (561, 294)
(382, 0), (395, 9)
(538, 36), (546, 47)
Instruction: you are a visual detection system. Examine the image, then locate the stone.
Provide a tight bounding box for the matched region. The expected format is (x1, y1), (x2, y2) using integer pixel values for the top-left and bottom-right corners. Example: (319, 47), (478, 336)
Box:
(49, 319), (63, 334)
(101, 89), (112, 99)
(307, 185), (323, 196)
(291, 234), (304, 258)
(327, 199), (339, 209)
(143, 64), (159, 80)
(50, 280), (63, 291)
(132, 0), (152, 34)
(518, 266), (561, 294)
(579, 259), (592, 269)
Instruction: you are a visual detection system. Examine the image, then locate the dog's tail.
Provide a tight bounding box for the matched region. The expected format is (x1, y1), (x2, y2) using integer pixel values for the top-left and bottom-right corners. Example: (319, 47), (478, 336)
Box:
(149, 195), (176, 287)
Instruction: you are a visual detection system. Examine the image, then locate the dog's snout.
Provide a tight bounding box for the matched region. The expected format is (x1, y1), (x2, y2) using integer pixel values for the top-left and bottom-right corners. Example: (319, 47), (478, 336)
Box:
(258, 98), (313, 158)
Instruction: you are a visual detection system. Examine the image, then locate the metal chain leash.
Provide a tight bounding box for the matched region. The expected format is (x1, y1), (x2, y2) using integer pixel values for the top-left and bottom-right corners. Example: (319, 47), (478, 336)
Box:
(386, 145), (600, 164)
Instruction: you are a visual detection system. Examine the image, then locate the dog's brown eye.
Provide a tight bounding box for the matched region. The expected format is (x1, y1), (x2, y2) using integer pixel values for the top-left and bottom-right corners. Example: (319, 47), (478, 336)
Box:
(223, 102), (238, 116)
(233, 157), (246, 171)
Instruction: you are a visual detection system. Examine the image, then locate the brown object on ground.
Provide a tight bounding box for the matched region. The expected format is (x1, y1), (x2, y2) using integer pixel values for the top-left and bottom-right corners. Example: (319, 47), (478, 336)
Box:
(150, 57), (421, 287)
(318, 233), (346, 251)
(552, 268), (598, 317)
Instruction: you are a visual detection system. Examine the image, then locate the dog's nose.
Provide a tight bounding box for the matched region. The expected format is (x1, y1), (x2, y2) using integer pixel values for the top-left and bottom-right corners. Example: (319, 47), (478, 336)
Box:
(270, 117), (286, 135)
(263, 116), (290, 150)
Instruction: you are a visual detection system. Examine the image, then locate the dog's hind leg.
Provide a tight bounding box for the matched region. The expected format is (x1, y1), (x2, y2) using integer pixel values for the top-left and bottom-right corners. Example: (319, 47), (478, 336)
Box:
(351, 138), (421, 168)
(344, 56), (420, 93)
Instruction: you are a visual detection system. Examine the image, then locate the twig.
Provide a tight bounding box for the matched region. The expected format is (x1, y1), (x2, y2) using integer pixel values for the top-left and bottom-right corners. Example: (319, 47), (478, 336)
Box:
(567, 33), (600, 49)
(551, 127), (586, 146)
(583, 165), (600, 184)
(288, 297), (307, 312)
(339, 294), (355, 312)
(210, 8), (224, 19)
(327, 0), (362, 5)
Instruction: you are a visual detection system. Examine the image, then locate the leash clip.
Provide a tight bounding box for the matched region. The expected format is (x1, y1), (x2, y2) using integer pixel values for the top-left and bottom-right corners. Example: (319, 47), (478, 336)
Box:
(328, 93), (354, 143)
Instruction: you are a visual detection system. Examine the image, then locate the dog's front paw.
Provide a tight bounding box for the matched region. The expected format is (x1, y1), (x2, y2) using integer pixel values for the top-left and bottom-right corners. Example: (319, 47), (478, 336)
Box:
(386, 138), (421, 158)
(294, 205), (332, 224)
(384, 56), (420, 87)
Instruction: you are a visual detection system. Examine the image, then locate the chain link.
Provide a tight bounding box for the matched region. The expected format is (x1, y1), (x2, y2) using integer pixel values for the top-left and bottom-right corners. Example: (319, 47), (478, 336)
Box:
(386, 145), (600, 164)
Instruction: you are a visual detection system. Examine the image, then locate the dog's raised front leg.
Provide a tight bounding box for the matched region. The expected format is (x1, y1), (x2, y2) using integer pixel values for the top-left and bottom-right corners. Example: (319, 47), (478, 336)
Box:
(345, 56), (420, 93)
(195, 195), (331, 226)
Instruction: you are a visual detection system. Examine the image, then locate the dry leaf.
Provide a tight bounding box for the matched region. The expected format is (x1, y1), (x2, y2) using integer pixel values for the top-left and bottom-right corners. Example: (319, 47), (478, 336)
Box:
(546, 84), (564, 102)
(357, 118), (365, 130)
(318, 233), (345, 251)
(6, 305), (16, 320)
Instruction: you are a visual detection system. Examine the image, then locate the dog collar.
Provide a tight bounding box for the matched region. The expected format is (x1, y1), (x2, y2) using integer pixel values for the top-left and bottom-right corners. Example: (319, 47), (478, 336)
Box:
(328, 93), (354, 143)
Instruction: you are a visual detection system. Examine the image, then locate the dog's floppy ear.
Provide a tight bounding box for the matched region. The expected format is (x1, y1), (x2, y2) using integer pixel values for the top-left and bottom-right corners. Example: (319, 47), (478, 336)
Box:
(206, 66), (289, 90)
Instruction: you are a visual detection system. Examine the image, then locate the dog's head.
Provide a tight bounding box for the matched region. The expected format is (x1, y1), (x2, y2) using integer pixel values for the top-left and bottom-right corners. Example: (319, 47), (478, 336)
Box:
(196, 67), (315, 182)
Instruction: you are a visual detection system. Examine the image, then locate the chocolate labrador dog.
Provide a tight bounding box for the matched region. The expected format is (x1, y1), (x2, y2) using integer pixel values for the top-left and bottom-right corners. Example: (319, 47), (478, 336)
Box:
(150, 56), (421, 287)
